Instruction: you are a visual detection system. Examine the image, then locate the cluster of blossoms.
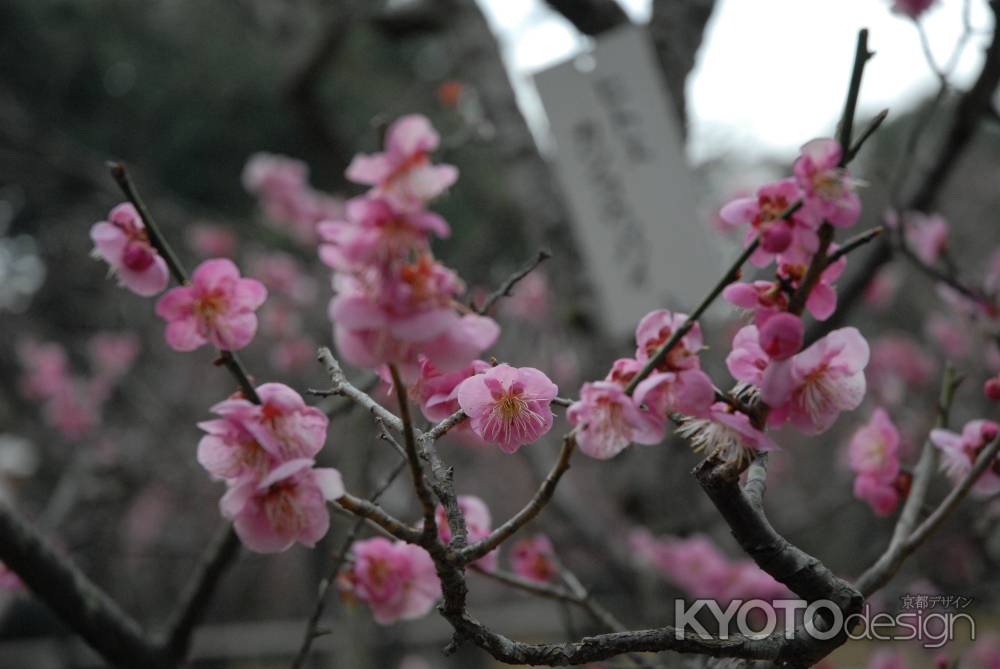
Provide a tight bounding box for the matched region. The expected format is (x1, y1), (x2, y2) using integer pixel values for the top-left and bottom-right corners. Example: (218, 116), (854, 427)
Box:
(17, 333), (140, 441)
(568, 138), (869, 465)
(197, 383), (342, 553)
(568, 310), (715, 460)
(720, 140), (870, 437)
(243, 152), (345, 246)
(321, 115), (499, 382)
(90, 202), (344, 554)
(847, 408), (908, 516)
(629, 529), (787, 602)
(91, 203), (269, 353)
(320, 115), (561, 452)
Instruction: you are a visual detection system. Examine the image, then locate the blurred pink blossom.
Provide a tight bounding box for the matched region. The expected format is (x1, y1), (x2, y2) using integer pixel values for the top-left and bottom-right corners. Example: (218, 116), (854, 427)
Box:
(931, 419), (1000, 497)
(510, 534), (558, 583)
(90, 203), (170, 296)
(435, 495), (497, 571)
(155, 258), (267, 352)
(346, 537), (441, 624)
(793, 138), (861, 228)
(220, 458), (343, 553)
(346, 114), (458, 211)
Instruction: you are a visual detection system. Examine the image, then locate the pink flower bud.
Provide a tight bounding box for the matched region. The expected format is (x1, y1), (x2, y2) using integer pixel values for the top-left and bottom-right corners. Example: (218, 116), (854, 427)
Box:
(757, 313), (803, 361)
(985, 376), (1000, 401)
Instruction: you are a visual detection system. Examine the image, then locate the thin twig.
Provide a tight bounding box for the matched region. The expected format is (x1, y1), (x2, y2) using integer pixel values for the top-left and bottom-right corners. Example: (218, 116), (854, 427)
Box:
(460, 434), (576, 563)
(855, 365), (961, 596)
(624, 238), (760, 396)
(315, 348), (406, 434)
(107, 162), (259, 403)
(161, 526), (241, 663)
(826, 226), (884, 264)
(836, 28), (874, 160)
(906, 435), (1000, 547)
(290, 457), (408, 669)
(335, 493), (422, 543)
(475, 250), (552, 315)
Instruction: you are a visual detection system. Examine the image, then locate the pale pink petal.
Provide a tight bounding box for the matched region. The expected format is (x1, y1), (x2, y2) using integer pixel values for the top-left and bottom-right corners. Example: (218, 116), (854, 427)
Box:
(345, 154), (391, 185)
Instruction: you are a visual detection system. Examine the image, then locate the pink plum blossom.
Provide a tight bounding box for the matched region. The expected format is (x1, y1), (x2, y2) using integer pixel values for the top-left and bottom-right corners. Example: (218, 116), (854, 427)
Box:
(511, 534), (558, 582)
(854, 474), (901, 516)
(248, 252), (316, 306)
(346, 537), (441, 625)
(330, 255), (497, 372)
(220, 458), (343, 553)
(90, 203), (169, 296)
(401, 356), (490, 423)
(723, 251), (844, 326)
(985, 375), (1000, 401)
(186, 223), (237, 258)
(758, 313), (804, 361)
(270, 336), (318, 373)
(633, 367), (715, 419)
(761, 327), (870, 434)
(891, 0), (936, 19)
(456, 364), (557, 453)
(634, 310), (704, 372)
(318, 196), (448, 272)
(867, 650), (909, 669)
(16, 339), (70, 400)
(931, 419), (1000, 497)
(197, 416), (276, 483)
(848, 408), (901, 480)
(924, 312), (972, 359)
(719, 178), (818, 267)
(209, 383), (328, 462)
(568, 380), (664, 460)
(848, 408), (903, 515)
(793, 138), (861, 228)
(346, 114), (458, 210)
(903, 212), (949, 265)
(155, 259), (267, 352)
(864, 267), (901, 309)
(629, 530), (787, 601)
(435, 495), (497, 571)
(727, 325), (769, 386)
(867, 334), (936, 405)
(242, 152), (344, 244)
(87, 332), (141, 381)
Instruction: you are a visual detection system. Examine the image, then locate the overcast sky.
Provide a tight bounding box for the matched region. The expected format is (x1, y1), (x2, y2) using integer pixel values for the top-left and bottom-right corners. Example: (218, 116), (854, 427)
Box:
(478, 0), (994, 163)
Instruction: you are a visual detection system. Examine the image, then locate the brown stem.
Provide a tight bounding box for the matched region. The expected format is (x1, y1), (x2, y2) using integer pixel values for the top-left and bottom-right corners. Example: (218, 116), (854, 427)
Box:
(460, 434), (576, 563)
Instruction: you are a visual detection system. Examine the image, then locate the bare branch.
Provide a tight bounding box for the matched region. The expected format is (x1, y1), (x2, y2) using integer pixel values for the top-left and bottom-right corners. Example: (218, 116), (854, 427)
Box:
(0, 503), (166, 668)
(460, 434), (576, 563)
(388, 364), (439, 538)
(290, 457), (408, 669)
(316, 348), (405, 433)
(335, 493), (422, 544)
(474, 250), (552, 315)
(906, 435), (1000, 548)
(161, 526), (240, 663)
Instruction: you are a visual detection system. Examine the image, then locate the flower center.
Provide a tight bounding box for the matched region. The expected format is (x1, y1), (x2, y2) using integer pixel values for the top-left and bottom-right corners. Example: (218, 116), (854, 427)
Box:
(265, 482), (305, 534)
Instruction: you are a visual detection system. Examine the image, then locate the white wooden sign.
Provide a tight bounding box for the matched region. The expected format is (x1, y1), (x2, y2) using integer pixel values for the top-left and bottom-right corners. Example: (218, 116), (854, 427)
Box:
(534, 25), (722, 338)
